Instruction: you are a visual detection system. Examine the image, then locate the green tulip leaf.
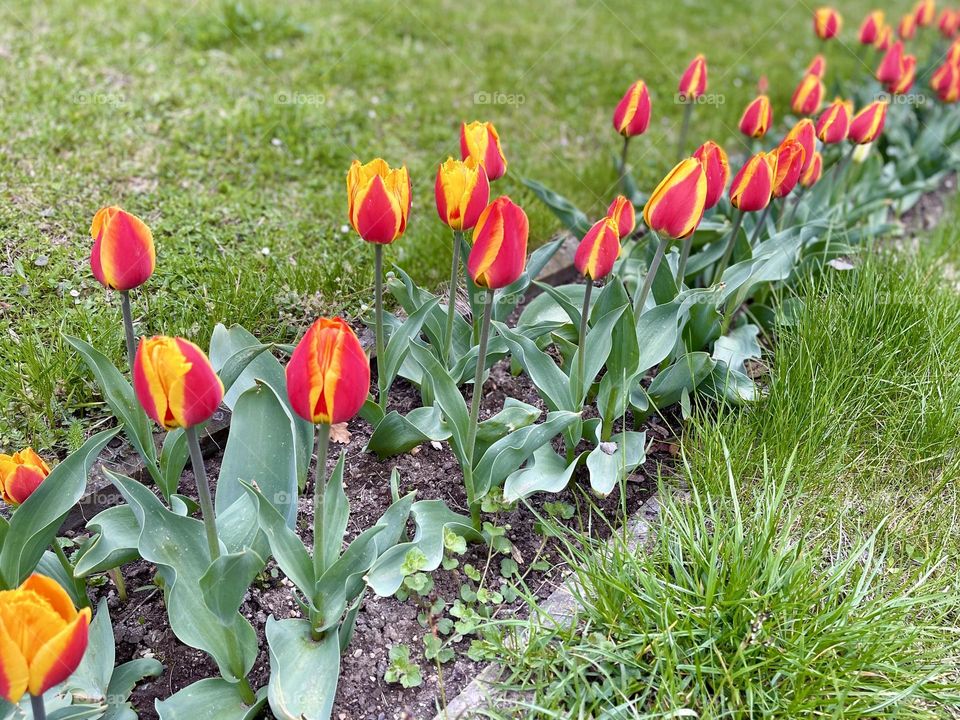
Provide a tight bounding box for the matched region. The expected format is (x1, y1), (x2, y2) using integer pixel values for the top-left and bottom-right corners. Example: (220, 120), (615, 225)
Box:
(494, 323), (574, 412)
(409, 342), (470, 465)
(474, 398), (542, 459)
(494, 237), (565, 322)
(379, 296), (439, 397)
(585, 431), (647, 496)
(365, 406), (450, 459)
(312, 525), (384, 634)
(521, 177), (592, 237)
(156, 678), (266, 720)
(265, 618), (340, 720)
(200, 548), (265, 625)
(75, 505), (141, 578)
(503, 445), (580, 502)
(158, 429), (188, 501)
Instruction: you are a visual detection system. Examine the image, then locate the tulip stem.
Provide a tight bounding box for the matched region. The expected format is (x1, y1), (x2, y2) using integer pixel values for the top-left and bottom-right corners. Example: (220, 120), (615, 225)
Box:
(633, 232), (669, 316)
(676, 103), (694, 160)
(186, 426), (220, 562)
(237, 677), (256, 706)
(463, 291), (493, 532)
(110, 568), (128, 603)
(443, 231), (463, 366)
(619, 136), (631, 190)
(374, 244), (386, 411)
(782, 187), (806, 229)
(312, 422), (331, 584)
(120, 291), (137, 374)
(30, 694), (46, 720)
(712, 209), (744, 285)
(52, 541), (89, 609)
(576, 281), (593, 402)
(676, 237), (692, 286)
(748, 204), (772, 247)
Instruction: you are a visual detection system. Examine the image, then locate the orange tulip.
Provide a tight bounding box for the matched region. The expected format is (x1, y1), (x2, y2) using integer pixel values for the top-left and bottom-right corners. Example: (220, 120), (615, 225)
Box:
(677, 55), (708, 100)
(460, 121), (507, 181)
(0, 449), (50, 507)
(346, 159), (411, 244)
(467, 197), (528, 289)
(435, 157), (490, 232)
(899, 13), (917, 39)
(133, 336), (224, 431)
(800, 151), (824, 188)
(848, 101), (889, 144)
(815, 99), (852, 144)
(693, 141), (730, 210)
(730, 153), (775, 213)
(875, 24), (894, 50)
(888, 55), (917, 94)
(574, 217), (621, 280)
(859, 11), (885, 44)
(771, 140), (806, 199)
(805, 54), (828, 78)
(612, 80), (652, 137)
(876, 41), (905, 85)
(739, 95), (773, 138)
(785, 119), (817, 174)
(606, 195), (636, 239)
(642, 159), (707, 239)
(915, 0), (935, 26)
(939, 9), (959, 37)
(285, 318), (369, 426)
(0, 574), (91, 704)
(89, 207), (155, 292)
(814, 7), (842, 39)
(791, 73), (825, 116)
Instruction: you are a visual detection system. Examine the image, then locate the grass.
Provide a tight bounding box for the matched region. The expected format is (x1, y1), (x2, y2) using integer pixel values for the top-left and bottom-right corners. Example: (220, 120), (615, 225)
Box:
(472, 205), (960, 716)
(0, 0), (898, 451)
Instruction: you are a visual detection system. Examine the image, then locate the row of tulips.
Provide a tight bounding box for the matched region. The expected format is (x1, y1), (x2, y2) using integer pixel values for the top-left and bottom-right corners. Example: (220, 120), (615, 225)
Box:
(2, 2), (957, 718)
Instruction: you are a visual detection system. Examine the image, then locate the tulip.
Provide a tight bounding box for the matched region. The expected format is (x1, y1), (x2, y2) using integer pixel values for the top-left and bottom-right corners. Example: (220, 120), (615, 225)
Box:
(875, 24), (893, 50)
(800, 151), (824, 187)
(692, 141), (730, 211)
(939, 9), (959, 37)
(805, 55), (828, 78)
(0, 449), (50, 507)
(816, 98), (852, 144)
(637, 158), (706, 312)
(0, 574), (91, 710)
(676, 55), (707, 157)
(932, 61), (960, 101)
(772, 140), (806, 199)
(899, 13), (917, 39)
(134, 335), (224, 560)
(715, 152), (774, 282)
(739, 95), (774, 138)
(460, 121), (507, 181)
(606, 195), (636, 239)
(848, 101), (889, 144)
(612, 80), (652, 138)
(859, 11), (884, 44)
(791, 73), (825, 116)
(814, 7), (842, 39)
(876, 41), (905, 85)
(785, 119), (817, 174)
(888, 55), (917, 94)
(948, 40), (960, 65)
(90, 206), (156, 372)
(915, 0), (935, 26)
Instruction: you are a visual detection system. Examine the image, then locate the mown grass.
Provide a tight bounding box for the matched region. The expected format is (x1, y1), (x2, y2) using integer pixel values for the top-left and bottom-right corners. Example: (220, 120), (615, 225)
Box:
(1, 0), (893, 450)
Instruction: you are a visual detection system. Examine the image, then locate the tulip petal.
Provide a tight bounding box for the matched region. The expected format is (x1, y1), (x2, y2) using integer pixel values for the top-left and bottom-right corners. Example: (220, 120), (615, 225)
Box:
(91, 208), (156, 292)
(351, 175), (403, 244)
(27, 607), (90, 697)
(0, 612), (29, 704)
(173, 339), (225, 429)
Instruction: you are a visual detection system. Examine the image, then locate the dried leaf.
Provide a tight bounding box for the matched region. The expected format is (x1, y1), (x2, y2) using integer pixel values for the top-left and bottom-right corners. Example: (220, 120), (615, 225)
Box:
(330, 422), (352, 445)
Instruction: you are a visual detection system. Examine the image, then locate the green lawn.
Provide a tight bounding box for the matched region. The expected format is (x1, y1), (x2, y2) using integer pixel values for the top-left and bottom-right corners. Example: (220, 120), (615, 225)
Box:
(1, 0), (891, 450)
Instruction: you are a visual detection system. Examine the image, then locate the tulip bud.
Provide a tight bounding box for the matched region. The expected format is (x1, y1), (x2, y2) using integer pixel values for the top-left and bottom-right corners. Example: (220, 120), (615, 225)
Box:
(460, 121), (507, 181)
(89, 207), (155, 292)
(0, 574), (91, 703)
(435, 157), (490, 232)
(915, 0), (935, 26)
(876, 41), (905, 85)
(800, 151), (824, 187)
(606, 195), (636, 239)
(791, 73), (825, 116)
(692, 141), (730, 210)
(935, 63), (960, 102)
(785, 119), (817, 174)
(467, 197), (529, 289)
(346, 159), (411, 244)
(612, 80), (652, 137)
(888, 55), (917, 94)
(730, 153), (775, 213)
(875, 24), (893, 50)
(805, 54), (828, 78)
(574, 217), (621, 280)
(948, 40), (960, 64)
(285, 318), (370, 426)
(0, 449), (50, 507)
(939, 9), (959, 37)
(859, 10), (884, 44)
(134, 336), (224, 431)
(898, 13), (917, 39)
(771, 140), (806, 198)
(739, 95), (774, 138)
(815, 98), (852, 144)
(642, 158), (707, 239)
(814, 7), (842, 39)
(678, 55), (708, 101)
(852, 142), (873, 164)
(848, 101), (889, 144)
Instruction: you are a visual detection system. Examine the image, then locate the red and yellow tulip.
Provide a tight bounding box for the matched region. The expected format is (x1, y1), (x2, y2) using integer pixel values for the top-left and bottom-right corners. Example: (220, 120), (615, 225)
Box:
(286, 318), (370, 426)
(460, 121), (507, 181)
(899, 13), (917, 39)
(574, 217), (621, 280)
(692, 141), (730, 210)
(800, 151), (824, 188)
(859, 10), (885, 44)
(606, 195), (636, 239)
(642, 158), (707, 239)
(89, 207), (155, 292)
(939, 9), (959, 37)
(791, 73), (825, 116)
(0, 449), (50, 507)
(933, 61), (960, 102)
(814, 7), (842, 39)
(816, 98), (852, 144)
(915, 0), (935, 26)
(133, 336), (224, 431)
(435, 157), (490, 232)
(805, 55), (828, 78)
(888, 55), (917, 94)
(875, 24), (894, 50)
(467, 197), (529, 289)
(876, 41), (905, 85)
(785, 119), (817, 174)
(346, 159), (411, 244)
(730, 153), (775, 213)
(677, 55), (707, 100)
(948, 40), (960, 64)
(848, 101), (889, 144)
(739, 95), (773, 138)
(0, 574), (91, 704)
(771, 140), (806, 199)
(613, 80), (652, 137)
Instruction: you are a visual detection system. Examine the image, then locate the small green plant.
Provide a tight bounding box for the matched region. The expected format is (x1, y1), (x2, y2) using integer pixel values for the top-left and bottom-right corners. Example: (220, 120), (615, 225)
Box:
(384, 644), (423, 689)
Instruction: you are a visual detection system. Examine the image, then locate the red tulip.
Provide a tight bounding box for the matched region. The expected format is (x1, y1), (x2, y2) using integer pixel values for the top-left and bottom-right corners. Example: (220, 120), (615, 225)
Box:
(678, 55), (708, 100)
(791, 73), (824, 116)
(899, 13), (917, 39)
(0, 449), (50, 507)
(574, 217), (621, 280)
(693, 141), (730, 210)
(859, 11), (885, 44)
(875, 24), (894, 50)
(888, 55), (917, 94)
(606, 195), (636, 239)
(815, 99), (852, 144)
(435, 157), (490, 232)
(730, 153), (775, 213)
(814, 7), (842, 39)
(642, 158), (707, 239)
(467, 197), (528, 289)
(800, 151), (824, 188)
(915, 0), (935, 27)
(460, 121), (507, 181)
(933, 62), (960, 102)
(771, 140), (806, 199)
(346, 159), (411, 244)
(612, 80), (652, 137)
(89, 207), (155, 292)
(848, 101), (889, 144)
(939, 9), (959, 37)
(805, 54), (828, 78)
(785, 119), (817, 174)
(739, 95), (773, 138)
(876, 41), (905, 85)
